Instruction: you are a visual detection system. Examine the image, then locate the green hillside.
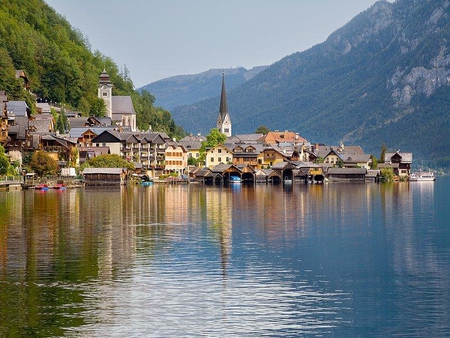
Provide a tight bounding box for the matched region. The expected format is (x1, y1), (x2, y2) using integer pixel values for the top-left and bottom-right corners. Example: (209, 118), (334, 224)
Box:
(172, 0), (450, 170)
(0, 0), (183, 138)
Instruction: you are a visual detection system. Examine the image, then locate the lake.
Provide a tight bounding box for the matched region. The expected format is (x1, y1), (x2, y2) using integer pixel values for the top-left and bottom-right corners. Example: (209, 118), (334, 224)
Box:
(1, 178), (449, 337)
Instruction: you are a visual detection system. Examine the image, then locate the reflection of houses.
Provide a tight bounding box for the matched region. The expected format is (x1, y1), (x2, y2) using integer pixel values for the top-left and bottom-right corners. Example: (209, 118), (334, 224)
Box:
(381, 151), (412, 178)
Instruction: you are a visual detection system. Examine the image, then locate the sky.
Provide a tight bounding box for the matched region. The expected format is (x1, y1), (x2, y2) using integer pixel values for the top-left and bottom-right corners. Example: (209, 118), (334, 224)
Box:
(44, 0), (388, 88)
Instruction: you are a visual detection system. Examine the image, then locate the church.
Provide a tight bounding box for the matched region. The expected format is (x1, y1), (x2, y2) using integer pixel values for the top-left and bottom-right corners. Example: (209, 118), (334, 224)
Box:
(98, 69), (137, 131)
(216, 73), (232, 137)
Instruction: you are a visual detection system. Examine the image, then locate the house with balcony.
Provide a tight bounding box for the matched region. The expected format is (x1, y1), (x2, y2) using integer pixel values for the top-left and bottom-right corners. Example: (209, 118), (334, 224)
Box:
(258, 146), (288, 168)
(164, 143), (188, 175)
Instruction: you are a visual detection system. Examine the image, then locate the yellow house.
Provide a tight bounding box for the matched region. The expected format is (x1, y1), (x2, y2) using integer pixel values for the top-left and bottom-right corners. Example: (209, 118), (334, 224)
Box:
(258, 147), (288, 169)
(164, 144), (188, 175)
(205, 144), (233, 168)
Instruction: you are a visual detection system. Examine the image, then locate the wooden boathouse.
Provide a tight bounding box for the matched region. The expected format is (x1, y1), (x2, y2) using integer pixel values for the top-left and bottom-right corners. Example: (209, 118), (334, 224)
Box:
(82, 168), (127, 186)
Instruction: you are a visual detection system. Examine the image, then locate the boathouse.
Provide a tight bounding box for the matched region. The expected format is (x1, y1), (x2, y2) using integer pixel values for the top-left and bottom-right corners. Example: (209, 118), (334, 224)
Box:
(326, 168), (367, 182)
(82, 167), (127, 186)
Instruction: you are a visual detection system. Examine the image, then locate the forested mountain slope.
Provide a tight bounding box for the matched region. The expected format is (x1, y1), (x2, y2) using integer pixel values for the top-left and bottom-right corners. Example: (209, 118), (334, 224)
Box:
(172, 0), (450, 169)
(138, 66), (267, 110)
(0, 0), (183, 138)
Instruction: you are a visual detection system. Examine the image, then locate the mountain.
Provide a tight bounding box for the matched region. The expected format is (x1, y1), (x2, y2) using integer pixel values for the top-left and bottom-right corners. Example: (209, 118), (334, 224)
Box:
(138, 66), (267, 110)
(171, 0), (450, 170)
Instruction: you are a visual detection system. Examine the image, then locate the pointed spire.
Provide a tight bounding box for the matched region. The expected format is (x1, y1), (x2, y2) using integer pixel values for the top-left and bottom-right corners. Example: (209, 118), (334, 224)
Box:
(219, 72), (228, 117)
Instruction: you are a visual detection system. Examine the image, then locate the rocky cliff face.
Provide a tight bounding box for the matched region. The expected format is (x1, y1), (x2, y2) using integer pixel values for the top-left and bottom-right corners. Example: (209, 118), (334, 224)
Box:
(171, 0), (450, 169)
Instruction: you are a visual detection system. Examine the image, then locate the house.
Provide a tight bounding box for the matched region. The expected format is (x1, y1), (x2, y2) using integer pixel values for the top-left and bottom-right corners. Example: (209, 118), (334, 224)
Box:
(79, 146), (110, 165)
(82, 167), (127, 186)
(178, 134), (205, 163)
(90, 130), (166, 174)
(15, 70), (30, 91)
(164, 143), (188, 175)
(258, 130), (307, 146)
(205, 144), (233, 168)
(258, 146), (288, 168)
(382, 151), (412, 178)
(36, 102), (52, 114)
(231, 143), (264, 168)
(6, 101), (31, 118)
(39, 134), (78, 167)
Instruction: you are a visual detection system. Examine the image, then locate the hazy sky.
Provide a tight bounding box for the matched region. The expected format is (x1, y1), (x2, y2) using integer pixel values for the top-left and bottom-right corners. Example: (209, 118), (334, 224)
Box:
(44, 0), (387, 88)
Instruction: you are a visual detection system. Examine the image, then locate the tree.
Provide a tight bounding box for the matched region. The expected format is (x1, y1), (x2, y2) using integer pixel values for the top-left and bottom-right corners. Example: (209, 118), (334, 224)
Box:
(199, 128), (227, 163)
(0, 145), (10, 176)
(56, 108), (68, 134)
(30, 152), (58, 177)
(255, 125), (270, 135)
(84, 154), (134, 170)
(380, 143), (387, 163)
(370, 155), (378, 169)
(380, 167), (394, 182)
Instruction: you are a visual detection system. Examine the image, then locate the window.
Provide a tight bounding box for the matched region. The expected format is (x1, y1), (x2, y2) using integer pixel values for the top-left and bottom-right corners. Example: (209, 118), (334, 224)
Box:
(218, 157), (222, 162)
(211, 157), (214, 162)
(218, 149), (222, 153)
(102, 92), (108, 97)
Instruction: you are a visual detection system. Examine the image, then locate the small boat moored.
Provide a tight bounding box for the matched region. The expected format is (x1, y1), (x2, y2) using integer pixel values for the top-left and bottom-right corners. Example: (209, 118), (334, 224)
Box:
(35, 183), (49, 191)
(409, 171), (436, 181)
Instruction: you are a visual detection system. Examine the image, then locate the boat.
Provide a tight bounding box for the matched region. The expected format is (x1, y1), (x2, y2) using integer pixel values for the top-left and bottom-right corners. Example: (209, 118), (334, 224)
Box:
(229, 176), (241, 183)
(409, 171), (436, 181)
(35, 183), (49, 191)
(53, 183), (66, 190)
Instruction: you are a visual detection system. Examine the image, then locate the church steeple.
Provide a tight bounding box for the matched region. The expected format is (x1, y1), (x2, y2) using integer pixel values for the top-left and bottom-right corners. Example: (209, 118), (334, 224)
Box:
(98, 69), (113, 118)
(217, 72), (232, 137)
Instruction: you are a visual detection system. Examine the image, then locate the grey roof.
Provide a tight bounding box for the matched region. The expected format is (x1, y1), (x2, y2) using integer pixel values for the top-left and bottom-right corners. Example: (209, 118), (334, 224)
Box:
(179, 140), (202, 150)
(339, 153), (371, 163)
(82, 168), (124, 175)
(112, 96), (136, 115)
(327, 168), (367, 175)
(180, 135), (206, 142)
(69, 127), (116, 138)
(68, 117), (89, 128)
(385, 152), (413, 163)
(211, 163), (236, 173)
(29, 119), (52, 133)
(228, 134), (263, 143)
(6, 101), (29, 116)
(36, 103), (51, 113)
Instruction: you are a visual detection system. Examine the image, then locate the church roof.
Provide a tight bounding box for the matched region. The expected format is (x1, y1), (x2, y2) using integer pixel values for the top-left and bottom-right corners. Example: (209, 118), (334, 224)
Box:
(112, 96), (136, 115)
(99, 69), (112, 85)
(218, 72), (229, 121)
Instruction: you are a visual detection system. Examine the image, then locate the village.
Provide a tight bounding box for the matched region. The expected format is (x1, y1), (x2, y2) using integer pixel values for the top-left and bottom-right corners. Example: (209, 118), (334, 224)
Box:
(1, 70), (413, 188)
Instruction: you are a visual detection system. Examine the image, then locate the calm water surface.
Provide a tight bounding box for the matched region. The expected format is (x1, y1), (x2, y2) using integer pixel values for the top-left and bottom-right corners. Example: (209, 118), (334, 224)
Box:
(0, 178), (449, 337)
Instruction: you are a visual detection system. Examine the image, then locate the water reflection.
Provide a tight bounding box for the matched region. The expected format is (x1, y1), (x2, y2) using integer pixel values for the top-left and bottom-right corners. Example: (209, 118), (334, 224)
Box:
(0, 180), (449, 336)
